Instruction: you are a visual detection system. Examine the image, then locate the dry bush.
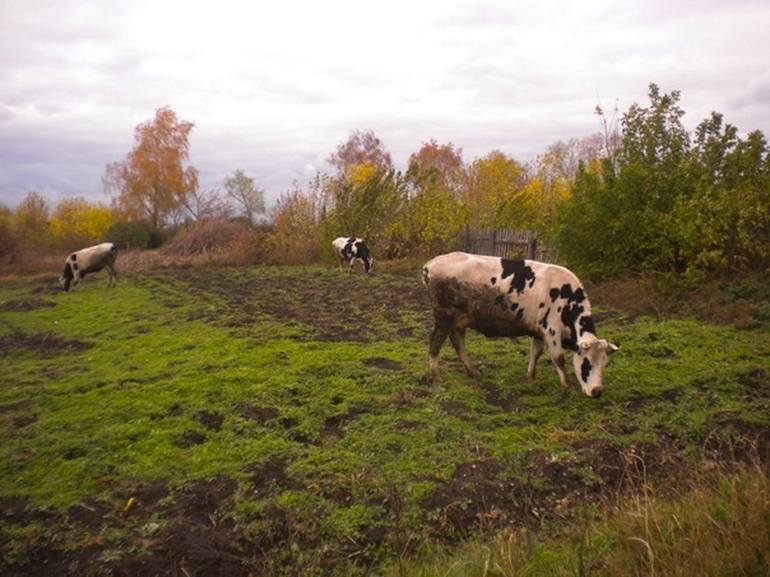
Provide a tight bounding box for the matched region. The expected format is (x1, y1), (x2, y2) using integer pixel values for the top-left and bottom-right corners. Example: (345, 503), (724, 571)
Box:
(112, 220), (272, 270)
(602, 464), (769, 577)
(0, 229), (63, 277)
(162, 219), (249, 257)
(386, 464), (770, 577)
(262, 195), (323, 265)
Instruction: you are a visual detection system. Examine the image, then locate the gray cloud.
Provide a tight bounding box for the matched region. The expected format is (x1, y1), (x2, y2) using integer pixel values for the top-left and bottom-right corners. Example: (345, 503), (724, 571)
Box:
(1, 0), (769, 209)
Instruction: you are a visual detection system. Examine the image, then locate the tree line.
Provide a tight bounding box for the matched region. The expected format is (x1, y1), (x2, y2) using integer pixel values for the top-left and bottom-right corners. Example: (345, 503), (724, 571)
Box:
(1, 83), (768, 280)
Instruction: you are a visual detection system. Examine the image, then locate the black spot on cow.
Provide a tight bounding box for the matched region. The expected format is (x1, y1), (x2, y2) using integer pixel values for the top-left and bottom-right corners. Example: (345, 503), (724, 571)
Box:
(354, 241), (371, 261)
(553, 340), (557, 346)
(490, 277), (497, 285)
(71, 254), (77, 261)
(500, 259), (536, 295)
(557, 306), (562, 312)
(510, 302), (518, 311)
(72, 262), (78, 271)
(579, 315), (596, 337)
(538, 302), (545, 308)
(560, 303), (585, 351)
(516, 309), (524, 321)
(548, 328), (555, 336)
(581, 358), (592, 383)
(559, 283), (585, 303)
(347, 237), (355, 243)
(549, 288), (559, 302)
(539, 308), (550, 329)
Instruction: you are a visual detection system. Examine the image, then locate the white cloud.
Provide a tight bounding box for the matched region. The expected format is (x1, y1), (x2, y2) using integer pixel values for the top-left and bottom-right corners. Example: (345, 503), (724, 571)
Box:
(1, 0), (769, 207)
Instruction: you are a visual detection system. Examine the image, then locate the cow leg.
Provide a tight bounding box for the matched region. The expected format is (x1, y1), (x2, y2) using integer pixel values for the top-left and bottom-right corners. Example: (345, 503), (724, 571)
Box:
(544, 339), (573, 388)
(551, 352), (574, 388)
(527, 337), (545, 380)
(449, 327), (480, 379)
(106, 264), (117, 287)
(348, 259), (355, 274)
(429, 313), (452, 385)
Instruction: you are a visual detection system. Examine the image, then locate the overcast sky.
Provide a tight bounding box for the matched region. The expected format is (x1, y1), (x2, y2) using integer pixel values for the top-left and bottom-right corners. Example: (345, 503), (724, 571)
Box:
(1, 0), (768, 208)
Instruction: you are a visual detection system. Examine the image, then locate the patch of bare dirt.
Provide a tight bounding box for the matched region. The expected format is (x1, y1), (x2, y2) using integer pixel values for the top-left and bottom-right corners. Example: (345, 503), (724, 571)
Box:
(0, 298), (55, 312)
(422, 459), (515, 539)
(703, 416), (770, 464)
(321, 407), (365, 439)
(421, 433), (694, 540)
(478, 381), (526, 412)
(175, 429), (207, 447)
(439, 399), (473, 419)
(248, 457), (304, 495)
(389, 387), (432, 407)
(0, 333), (91, 358)
(194, 410), (224, 431)
(238, 404), (279, 423)
(392, 419), (428, 431)
(739, 367), (770, 399)
(362, 357), (403, 371)
(160, 268), (430, 342)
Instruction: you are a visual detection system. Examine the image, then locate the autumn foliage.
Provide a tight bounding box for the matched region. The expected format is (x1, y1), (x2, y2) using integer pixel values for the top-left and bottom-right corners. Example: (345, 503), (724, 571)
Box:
(3, 84), (768, 281)
(105, 107), (199, 231)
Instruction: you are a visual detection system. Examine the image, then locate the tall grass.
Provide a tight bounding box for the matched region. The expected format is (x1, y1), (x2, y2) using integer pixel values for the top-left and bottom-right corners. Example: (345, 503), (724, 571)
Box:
(386, 464), (769, 577)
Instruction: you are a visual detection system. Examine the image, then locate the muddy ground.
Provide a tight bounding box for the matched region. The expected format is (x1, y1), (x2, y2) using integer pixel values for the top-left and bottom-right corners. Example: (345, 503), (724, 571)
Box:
(1, 266), (769, 576)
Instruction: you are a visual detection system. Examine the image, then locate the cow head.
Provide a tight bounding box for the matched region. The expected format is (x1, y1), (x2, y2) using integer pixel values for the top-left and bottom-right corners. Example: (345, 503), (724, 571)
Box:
(59, 262), (74, 292)
(573, 337), (619, 398)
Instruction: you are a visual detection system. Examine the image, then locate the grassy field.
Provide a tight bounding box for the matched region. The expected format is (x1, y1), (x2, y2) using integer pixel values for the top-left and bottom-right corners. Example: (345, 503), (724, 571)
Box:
(1, 265), (768, 576)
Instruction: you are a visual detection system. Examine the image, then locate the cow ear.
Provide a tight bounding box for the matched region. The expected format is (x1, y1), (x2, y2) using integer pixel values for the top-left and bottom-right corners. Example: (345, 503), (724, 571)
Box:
(579, 341), (593, 351)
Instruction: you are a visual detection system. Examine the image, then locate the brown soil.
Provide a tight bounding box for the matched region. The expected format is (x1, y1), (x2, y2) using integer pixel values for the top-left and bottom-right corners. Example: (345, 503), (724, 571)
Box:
(477, 381), (527, 412)
(0, 298), (56, 312)
(421, 432), (693, 540)
(362, 357), (403, 371)
(195, 410), (224, 431)
(0, 333), (91, 357)
(238, 404), (279, 423)
(586, 273), (770, 327)
(321, 406), (366, 439)
(248, 457), (304, 494)
(161, 268), (430, 342)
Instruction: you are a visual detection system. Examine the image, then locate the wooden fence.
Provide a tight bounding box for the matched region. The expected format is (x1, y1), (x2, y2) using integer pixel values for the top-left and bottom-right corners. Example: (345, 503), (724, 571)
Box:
(461, 227), (557, 262)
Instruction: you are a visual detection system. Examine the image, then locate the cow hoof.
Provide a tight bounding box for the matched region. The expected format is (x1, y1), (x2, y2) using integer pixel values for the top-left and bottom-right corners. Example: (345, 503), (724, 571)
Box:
(468, 369), (481, 379)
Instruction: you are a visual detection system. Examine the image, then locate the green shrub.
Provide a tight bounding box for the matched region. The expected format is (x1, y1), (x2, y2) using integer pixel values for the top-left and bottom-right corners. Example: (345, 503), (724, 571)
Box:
(103, 221), (150, 250)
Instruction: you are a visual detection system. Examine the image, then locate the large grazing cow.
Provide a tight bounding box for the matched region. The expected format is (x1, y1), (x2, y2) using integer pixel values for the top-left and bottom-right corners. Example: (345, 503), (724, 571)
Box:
(423, 252), (618, 397)
(332, 237), (373, 274)
(59, 242), (118, 292)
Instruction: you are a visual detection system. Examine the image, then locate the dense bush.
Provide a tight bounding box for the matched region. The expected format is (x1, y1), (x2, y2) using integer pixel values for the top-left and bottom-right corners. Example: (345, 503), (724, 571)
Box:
(553, 84), (770, 280)
(103, 221), (150, 250)
(0, 207), (21, 265)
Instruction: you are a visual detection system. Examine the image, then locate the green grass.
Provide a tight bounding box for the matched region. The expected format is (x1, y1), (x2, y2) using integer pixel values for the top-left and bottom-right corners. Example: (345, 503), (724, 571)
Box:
(0, 266), (768, 575)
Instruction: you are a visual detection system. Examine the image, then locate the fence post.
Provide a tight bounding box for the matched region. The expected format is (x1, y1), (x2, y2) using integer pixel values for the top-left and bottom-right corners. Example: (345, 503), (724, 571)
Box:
(527, 234), (537, 260)
(491, 229), (497, 256)
(464, 224), (470, 252)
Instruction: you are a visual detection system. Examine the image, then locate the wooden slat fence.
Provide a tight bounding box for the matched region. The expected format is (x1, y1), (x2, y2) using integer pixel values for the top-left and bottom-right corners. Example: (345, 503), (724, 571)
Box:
(461, 227), (557, 263)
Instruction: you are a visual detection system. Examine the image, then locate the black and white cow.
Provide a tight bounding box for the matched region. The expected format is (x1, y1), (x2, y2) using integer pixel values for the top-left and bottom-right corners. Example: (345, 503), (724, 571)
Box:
(423, 252), (618, 397)
(59, 242), (118, 292)
(332, 237), (373, 274)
